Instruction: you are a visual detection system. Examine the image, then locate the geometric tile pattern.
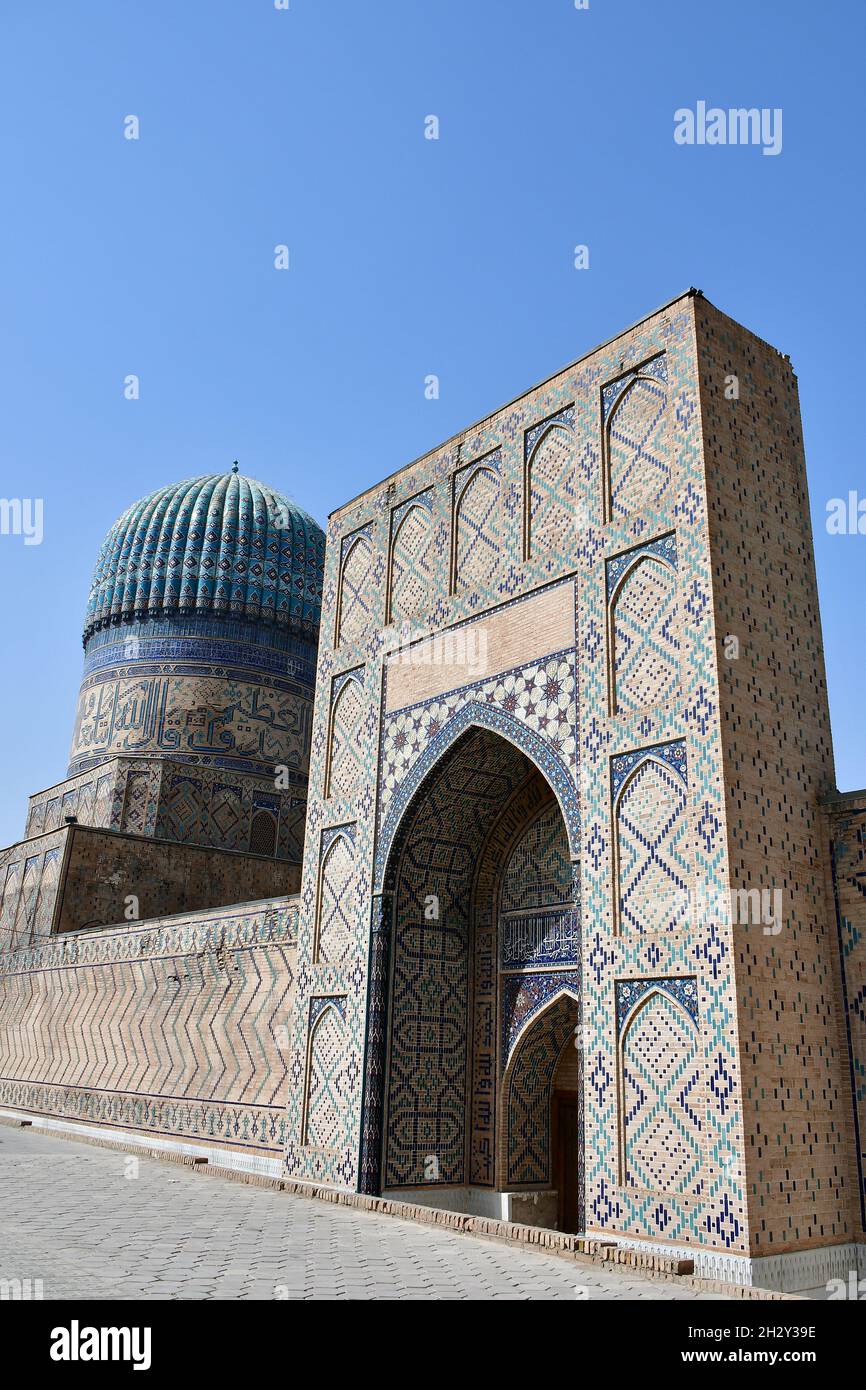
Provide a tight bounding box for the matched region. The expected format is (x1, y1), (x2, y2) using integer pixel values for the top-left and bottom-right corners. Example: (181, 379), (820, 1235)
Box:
(0, 861), (20, 954)
(454, 459), (501, 594)
(620, 988), (702, 1195)
(615, 976), (699, 1030)
(390, 500), (433, 625)
(338, 532), (374, 647)
(305, 998), (350, 1150)
(379, 643), (577, 857)
(613, 741), (690, 935)
(609, 543), (680, 714)
(467, 771), (566, 1188)
(602, 351), (667, 419)
(315, 830), (356, 965)
(94, 774), (114, 825)
(70, 639), (316, 780)
(501, 971), (581, 1059)
(8, 290), (849, 1267)
(604, 354), (671, 523)
(525, 412), (576, 560)
(327, 675), (365, 802)
(505, 993), (579, 1186)
(32, 847), (61, 938)
(606, 531), (677, 599)
(0, 832), (68, 953)
(13, 856), (39, 946)
(501, 802), (573, 913)
(383, 728), (536, 1188)
(120, 771), (150, 834)
(209, 783), (246, 851)
(154, 761), (303, 862)
(164, 773), (207, 844)
(499, 804), (578, 969)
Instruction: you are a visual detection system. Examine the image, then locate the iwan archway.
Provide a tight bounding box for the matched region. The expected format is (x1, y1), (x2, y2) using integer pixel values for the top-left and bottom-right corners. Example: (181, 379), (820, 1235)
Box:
(360, 718), (583, 1232)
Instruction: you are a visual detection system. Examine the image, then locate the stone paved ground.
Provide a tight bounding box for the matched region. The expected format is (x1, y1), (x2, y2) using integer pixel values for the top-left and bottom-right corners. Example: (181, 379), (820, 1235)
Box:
(0, 1126), (721, 1301)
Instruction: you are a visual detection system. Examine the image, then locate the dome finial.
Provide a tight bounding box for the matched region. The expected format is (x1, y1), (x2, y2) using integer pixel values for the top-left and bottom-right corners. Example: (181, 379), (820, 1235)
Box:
(231, 460), (239, 474)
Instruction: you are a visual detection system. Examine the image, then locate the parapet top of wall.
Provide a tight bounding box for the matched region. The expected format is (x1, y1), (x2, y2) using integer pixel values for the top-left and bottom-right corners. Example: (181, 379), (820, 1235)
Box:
(56, 824), (300, 933)
(0, 891), (300, 977)
(328, 290), (792, 534)
(824, 788), (866, 814)
(59, 890), (300, 937)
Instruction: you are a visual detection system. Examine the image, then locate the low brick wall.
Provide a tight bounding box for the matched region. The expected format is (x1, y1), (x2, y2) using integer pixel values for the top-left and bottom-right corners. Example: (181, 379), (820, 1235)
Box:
(0, 898), (298, 1156)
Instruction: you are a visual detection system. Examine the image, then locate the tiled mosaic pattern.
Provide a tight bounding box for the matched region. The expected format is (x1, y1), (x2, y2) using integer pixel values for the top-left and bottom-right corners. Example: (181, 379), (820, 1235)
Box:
(469, 772), (571, 1187)
(286, 297), (750, 1253)
(315, 828), (356, 965)
(304, 997), (350, 1148)
(72, 472), (322, 790)
(326, 672), (365, 802)
(620, 986), (703, 1195)
(502, 803), (571, 913)
(608, 535), (680, 713)
(82, 471), (323, 643)
(70, 637), (315, 780)
(383, 729), (536, 1187)
(1, 292), (858, 1262)
(454, 455), (501, 595)
(525, 410), (576, 561)
(0, 829), (70, 951)
(378, 623), (578, 863)
(604, 354), (671, 522)
(501, 971), (581, 1057)
(505, 993), (579, 1186)
(25, 766), (114, 839)
(499, 802), (578, 969)
(389, 495), (433, 624)
(26, 756), (305, 866)
(613, 742), (691, 936)
(337, 530), (374, 647)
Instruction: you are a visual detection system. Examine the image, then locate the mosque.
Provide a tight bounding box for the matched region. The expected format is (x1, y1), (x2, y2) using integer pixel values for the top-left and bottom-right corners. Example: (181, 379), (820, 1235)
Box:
(0, 290), (864, 1292)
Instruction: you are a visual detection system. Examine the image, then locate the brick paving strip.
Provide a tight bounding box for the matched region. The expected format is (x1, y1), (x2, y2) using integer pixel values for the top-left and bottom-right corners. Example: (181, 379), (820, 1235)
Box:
(0, 1118), (796, 1301)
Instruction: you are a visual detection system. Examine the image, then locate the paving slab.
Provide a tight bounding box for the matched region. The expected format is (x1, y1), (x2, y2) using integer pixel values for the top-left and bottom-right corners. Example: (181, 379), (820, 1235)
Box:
(0, 1126), (723, 1301)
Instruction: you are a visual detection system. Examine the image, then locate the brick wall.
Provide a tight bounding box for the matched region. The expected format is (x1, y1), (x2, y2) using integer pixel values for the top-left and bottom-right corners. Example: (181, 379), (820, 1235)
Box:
(57, 825), (299, 930)
(697, 296), (859, 1252)
(0, 897), (298, 1156)
(828, 793), (866, 1233)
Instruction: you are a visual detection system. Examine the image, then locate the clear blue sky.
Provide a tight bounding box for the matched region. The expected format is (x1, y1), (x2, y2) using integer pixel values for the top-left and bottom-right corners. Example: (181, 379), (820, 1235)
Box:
(1, 0), (863, 848)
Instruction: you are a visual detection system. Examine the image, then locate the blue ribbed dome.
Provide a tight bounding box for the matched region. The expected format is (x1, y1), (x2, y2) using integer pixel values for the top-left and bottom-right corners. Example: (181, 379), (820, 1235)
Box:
(83, 471), (325, 645)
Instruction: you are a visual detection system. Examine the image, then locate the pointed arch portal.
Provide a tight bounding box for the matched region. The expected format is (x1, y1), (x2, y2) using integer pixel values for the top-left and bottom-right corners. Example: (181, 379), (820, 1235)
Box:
(360, 723), (583, 1232)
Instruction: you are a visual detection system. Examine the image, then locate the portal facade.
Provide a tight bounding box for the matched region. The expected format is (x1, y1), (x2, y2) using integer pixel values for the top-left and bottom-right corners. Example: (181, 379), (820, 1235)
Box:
(282, 290), (864, 1288)
(1, 290), (865, 1290)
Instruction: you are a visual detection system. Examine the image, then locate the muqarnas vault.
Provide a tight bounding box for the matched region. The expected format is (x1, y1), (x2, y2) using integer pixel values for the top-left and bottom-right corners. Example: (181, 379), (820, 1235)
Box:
(1, 291), (864, 1293)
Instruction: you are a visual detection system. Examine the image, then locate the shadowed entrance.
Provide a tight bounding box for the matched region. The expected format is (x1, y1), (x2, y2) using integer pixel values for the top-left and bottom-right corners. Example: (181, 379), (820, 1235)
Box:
(365, 722), (582, 1230)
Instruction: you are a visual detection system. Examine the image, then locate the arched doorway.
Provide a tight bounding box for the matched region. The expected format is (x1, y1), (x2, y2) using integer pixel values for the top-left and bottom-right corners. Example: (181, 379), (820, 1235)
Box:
(365, 722), (582, 1231)
(502, 993), (581, 1233)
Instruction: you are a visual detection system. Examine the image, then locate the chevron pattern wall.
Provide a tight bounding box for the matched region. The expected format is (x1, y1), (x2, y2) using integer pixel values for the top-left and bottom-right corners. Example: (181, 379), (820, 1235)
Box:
(0, 899), (298, 1154)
